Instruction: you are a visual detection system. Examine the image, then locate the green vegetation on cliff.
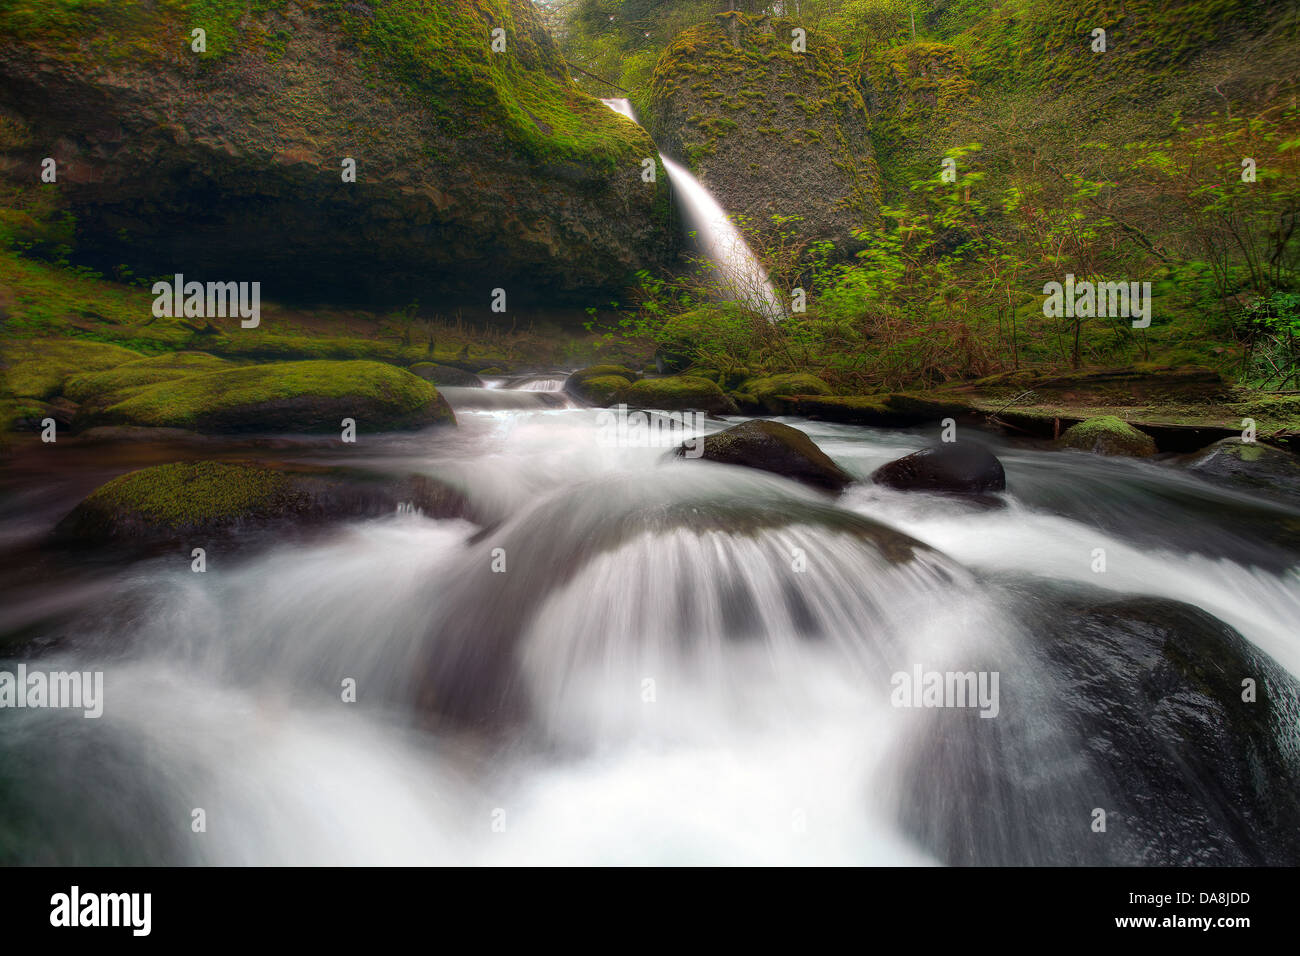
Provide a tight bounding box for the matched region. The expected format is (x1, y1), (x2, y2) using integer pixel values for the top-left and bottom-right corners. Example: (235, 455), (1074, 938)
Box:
(0, 0), (646, 167)
(566, 1), (1299, 404)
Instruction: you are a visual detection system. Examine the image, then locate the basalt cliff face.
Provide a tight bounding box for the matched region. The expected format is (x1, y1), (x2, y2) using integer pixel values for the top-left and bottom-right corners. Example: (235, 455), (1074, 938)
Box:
(648, 13), (880, 256)
(0, 0), (673, 308)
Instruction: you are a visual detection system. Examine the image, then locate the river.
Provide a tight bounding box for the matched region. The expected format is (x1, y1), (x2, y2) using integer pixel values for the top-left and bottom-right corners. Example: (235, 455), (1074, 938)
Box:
(1, 375), (1298, 865)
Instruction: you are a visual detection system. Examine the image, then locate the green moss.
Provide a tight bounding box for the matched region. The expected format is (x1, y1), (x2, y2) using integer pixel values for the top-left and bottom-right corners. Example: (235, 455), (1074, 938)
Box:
(63, 352), (233, 407)
(570, 364), (639, 382)
(77, 460), (296, 530)
(620, 375), (738, 414)
(742, 373), (834, 411)
(1058, 415), (1157, 456)
(98, 359), (453, 432)
(1, 338), (145, 400)
(0, 246), (193, 347)
(0, 0), (653, 170)
(0, 395), (47, 437)
(580, 375), (631, 404)
(565, 365), (639, 405)
(647, 14), (879, 222)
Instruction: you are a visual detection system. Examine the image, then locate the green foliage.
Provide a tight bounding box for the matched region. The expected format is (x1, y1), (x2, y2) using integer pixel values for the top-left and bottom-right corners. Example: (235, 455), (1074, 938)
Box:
(1239, 291), (1300, 388)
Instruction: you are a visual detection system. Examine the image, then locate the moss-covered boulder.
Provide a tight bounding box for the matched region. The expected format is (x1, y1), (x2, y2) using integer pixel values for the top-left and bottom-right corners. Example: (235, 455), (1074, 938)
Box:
(740, 373), (834, 414)
(681, 419), (852, 492)
(1059, 416), (1157, 457)
(648, 13), (879, 253)
(56, 461), (304, 543)
(564, 365), (641, 405)
(54, 460), (477, 546)
(63, 352), (233, 412)
(0, 0), (672, 307)
(409, 363), (483, 388)
(620, 375), (738, 414)
(89, 360), (454, 433)
(872, 443), (1006, 496)
(1183, 438), (1300, 504)
(0, 338), (145, 401)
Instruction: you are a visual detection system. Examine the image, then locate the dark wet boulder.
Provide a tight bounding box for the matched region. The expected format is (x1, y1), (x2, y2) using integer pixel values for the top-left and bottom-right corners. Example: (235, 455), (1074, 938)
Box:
(680, 419), (851, 492)
(1181, 437), (1300, 505)
(897, 588), (1300, 865)
(53, 460), (476, 548)
(408, 363), (483, 388)
(871, 442), (1006, 495)
(1058, 416), (1157, 457)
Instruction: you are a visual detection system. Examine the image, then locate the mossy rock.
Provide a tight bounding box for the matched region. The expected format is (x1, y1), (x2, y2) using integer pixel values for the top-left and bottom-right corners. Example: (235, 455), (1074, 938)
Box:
(55, 461), (302, 543)
(1058, 416), (1157, 457)
(681, 419), (852, 491)
(54, 460), (477, 546)
(576, 375), (632, 405)
(408, 363), (483, 388)
(565, 365), (641, 405)
(1, 338), (145, 400)
(63, 352), (233, 411)
(620, 376), (739, 414)
(648, 13), (880, 253)
(0, 0), (673, 307)
(741, 373), (834, 414)
(476, 366), (507, 376)
(90, 360), (454, 433)
(0, 396), (58, 435)
(1183, 438), (1300, 504)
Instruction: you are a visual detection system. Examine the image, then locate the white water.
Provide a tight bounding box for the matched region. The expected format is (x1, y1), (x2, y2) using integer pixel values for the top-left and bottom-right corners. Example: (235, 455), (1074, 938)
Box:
(601, 98), (785, 322)
(4, 406), (1300, 865)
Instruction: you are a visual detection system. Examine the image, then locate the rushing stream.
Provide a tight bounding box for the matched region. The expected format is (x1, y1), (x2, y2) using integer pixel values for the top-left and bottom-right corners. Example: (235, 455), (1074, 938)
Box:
(1, 377), (1299, 865)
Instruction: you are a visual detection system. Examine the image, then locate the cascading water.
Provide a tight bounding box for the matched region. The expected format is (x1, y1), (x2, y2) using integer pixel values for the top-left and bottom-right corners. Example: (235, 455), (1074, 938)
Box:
(601, 98), (785, 322)
(2, 393), (1300, 866)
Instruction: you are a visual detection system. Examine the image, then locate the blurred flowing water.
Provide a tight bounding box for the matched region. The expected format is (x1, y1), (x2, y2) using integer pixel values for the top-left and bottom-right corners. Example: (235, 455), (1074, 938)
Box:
(1, 392), (1299, 865)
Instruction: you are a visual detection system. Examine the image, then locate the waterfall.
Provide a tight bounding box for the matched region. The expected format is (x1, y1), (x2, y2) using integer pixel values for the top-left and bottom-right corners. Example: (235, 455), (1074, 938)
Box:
(601, 98), (785, 322)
